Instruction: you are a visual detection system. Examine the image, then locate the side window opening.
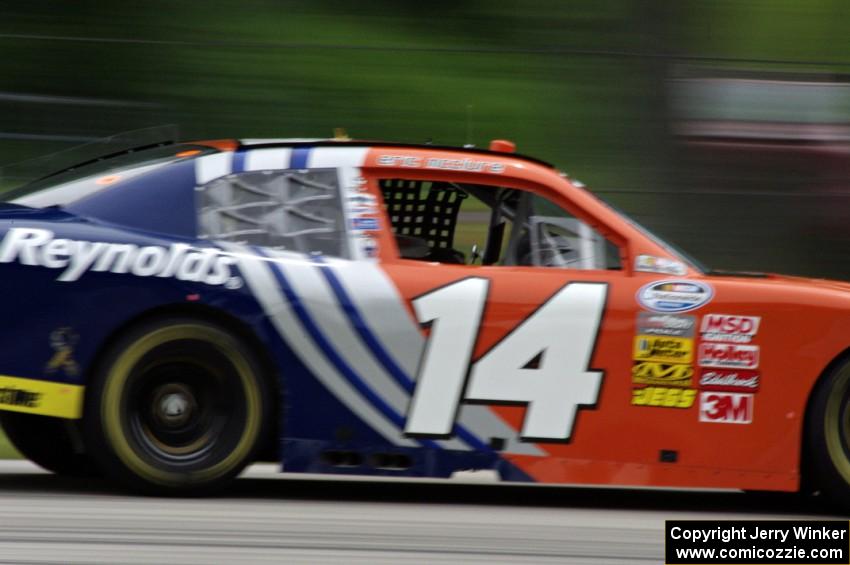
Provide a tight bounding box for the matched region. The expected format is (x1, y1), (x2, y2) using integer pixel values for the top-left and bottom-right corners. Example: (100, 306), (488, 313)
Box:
(198, 168), (350, 258)
(379, 178), (621, 270)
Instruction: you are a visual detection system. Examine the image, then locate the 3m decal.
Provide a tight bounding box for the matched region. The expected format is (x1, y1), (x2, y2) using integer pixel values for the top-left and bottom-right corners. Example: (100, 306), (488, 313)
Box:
(637, 280), (713, 313)
(405, 279), (607, 441)
(637, 313), (695, 338)
(634, 255), (687, 276)
(699, 369), (760, 392)
(0, 228), (241, 287)
(700, 314), (761, 343)
(632, 362), (693, 387)
(699, 343), (759, 369)
(633, 335), (693, 364)
(631, 386), (696, 408)
(699, 392), (753, 424)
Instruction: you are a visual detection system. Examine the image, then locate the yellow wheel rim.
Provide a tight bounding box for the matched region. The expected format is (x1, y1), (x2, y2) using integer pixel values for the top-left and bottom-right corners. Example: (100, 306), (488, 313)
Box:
(824, 363), (850, 483)
(100, 324), (262, 487)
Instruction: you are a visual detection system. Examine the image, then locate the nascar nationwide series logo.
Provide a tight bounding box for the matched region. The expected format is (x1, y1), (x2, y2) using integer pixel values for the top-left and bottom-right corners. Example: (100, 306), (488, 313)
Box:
(637, 280), (713, 313)
(0, 228), (242, 287)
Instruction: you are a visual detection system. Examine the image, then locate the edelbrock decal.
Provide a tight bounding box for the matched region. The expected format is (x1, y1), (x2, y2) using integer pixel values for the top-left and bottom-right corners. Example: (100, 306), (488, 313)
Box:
(636, 280), (713, 313)
(0, 228), (241, 287)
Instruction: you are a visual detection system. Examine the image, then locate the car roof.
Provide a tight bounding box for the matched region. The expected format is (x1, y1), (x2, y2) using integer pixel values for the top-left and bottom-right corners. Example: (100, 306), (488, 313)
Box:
(233, 138), (556, 169)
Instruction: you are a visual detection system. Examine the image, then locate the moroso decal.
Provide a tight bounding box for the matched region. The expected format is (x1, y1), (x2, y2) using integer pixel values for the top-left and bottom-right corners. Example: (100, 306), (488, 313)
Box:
(699, 392), (753, 424)
(632, 361), (693, 387)
(0, 375), (83, 419)
(636, 313), (695, 338)
(700, 314), (761, 343)
(699, 368), (760, 392)
(0, 228), (241, 287)
(698, 343), (759, 369)
(631, 386), (696, 408)
(637, 280), (713, 313)
(633, 335), (693, 364)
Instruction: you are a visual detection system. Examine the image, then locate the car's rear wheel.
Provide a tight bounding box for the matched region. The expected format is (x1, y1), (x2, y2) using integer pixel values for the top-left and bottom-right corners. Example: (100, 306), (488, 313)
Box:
(84, 318), (270, 494)
(807, 357), (850, 508)
(0, 412), (95, 476)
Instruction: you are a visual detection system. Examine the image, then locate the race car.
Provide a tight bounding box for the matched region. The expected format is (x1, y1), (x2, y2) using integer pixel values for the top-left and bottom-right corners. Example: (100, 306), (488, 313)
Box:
(0, 137), (849, 504)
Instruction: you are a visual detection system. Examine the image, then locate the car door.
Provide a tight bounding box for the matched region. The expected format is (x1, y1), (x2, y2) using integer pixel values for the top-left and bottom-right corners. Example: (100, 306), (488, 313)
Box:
(372, 171), (670, 482)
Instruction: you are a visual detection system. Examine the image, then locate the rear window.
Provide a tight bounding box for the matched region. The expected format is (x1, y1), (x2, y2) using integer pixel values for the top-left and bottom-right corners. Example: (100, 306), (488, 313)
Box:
(7, 144), (217, 208)
(198, 168), (351, 258)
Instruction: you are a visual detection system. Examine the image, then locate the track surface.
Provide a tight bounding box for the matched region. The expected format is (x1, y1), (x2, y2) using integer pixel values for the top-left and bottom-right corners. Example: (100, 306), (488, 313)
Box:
(0, 461), (840, 564)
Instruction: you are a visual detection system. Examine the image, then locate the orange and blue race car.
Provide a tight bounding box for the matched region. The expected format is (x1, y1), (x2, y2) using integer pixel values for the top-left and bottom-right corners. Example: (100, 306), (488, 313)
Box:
(0, 137), (848, 503)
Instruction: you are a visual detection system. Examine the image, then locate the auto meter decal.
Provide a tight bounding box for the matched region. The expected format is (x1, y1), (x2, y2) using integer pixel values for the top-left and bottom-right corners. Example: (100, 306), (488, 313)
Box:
(637, 280), (713, 313)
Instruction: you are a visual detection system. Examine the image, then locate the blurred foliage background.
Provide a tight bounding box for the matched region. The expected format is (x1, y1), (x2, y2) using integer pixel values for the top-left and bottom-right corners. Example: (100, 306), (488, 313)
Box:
(3, 0), (850, 277)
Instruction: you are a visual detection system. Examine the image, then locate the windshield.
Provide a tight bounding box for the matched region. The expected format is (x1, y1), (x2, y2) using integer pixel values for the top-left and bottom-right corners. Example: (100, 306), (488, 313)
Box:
(5, 144), (218, 208)
(575, 182), (708, 273)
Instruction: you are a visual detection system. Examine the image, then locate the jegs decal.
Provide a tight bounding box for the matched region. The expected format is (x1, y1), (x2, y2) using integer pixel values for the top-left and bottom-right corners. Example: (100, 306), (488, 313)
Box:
(632, 386), (696, 408)
(404, 279), (608, 442)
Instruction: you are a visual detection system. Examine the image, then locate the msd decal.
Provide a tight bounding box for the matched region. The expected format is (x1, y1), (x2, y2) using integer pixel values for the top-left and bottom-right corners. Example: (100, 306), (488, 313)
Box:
(699, 392), (754, 424)
(698, 343), (759, 369)
(0, 227), (241, 287)
(700, 314), (761, 343)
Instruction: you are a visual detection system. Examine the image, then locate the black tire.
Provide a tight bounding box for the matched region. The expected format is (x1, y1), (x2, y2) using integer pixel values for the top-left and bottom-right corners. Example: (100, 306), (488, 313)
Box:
(84, 317), (271, 494)
(0, 412), (96, 476)
(807, 357), (850, 509)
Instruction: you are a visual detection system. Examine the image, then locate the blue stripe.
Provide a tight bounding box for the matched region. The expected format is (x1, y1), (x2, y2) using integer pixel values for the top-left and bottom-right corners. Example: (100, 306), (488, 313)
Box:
(232, 149), (247, 173)
(290, 147), (311, 169)
(311, 256), (494, 453)
(255, 249), (440, 450)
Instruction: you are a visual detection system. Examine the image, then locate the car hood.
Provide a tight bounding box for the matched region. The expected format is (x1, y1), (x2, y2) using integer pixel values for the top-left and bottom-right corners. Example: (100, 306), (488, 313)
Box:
(760, 273), (850, 294)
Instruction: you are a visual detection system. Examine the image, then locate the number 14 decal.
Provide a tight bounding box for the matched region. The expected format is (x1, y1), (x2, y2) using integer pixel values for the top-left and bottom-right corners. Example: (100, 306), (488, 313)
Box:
(404, 278), (608, 441)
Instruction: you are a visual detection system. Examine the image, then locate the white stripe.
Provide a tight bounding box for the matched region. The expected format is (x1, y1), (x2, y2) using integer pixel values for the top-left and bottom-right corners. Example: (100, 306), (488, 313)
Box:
(240, 138), (324, 145)
(220, 244), (417, 448)
(323, 258), (545, 456)
(265, 250), (467, 451)
(244, 148), (292, 171)
(307, 147), (369, 168)
(195, 152), (233, 185)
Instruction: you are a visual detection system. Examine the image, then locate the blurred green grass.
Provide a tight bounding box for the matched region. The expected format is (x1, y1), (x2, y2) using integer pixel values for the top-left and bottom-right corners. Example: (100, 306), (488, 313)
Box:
(0, 429), (21, 459)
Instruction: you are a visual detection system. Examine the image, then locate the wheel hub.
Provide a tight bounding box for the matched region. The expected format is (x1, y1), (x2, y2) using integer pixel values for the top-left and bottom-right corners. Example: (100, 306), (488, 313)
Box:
(151, 383), (196, 429)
